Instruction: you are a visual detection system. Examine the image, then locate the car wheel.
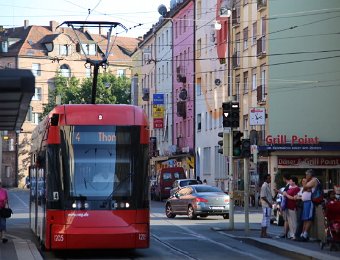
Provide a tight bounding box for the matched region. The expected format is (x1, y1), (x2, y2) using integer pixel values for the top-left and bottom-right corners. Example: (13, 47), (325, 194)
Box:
(223, 213), (229, 219)
(200, 214), (208, 218)
(187, 205), (197, 220)
(165, 203), (176, 218)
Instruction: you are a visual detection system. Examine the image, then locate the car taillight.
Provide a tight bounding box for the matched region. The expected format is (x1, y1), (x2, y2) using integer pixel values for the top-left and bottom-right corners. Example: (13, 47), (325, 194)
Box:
(196, 197), (208, 203)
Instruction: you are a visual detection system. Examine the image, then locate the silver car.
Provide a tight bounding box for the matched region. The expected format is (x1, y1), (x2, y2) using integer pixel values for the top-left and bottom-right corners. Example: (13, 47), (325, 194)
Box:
(165, 185), (230, 220)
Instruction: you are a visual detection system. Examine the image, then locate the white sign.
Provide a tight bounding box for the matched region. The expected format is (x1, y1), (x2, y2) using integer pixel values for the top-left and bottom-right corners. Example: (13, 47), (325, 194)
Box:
(249, 107), (265, 126)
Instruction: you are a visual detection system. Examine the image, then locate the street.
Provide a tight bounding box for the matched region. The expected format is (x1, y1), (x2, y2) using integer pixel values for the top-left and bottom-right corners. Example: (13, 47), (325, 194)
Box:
(4, 188), (292, 260)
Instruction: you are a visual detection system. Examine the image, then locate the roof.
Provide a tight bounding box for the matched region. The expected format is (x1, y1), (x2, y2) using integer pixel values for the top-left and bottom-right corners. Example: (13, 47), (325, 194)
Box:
(0, 69), (35, 131)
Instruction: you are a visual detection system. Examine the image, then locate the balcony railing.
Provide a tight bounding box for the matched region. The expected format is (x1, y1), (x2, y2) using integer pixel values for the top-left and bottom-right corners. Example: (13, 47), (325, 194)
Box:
(257, 0), (267, 10)
(232, 9), (240, 27)
(257, 36), (266, 58)
(232, 52), (240, 69)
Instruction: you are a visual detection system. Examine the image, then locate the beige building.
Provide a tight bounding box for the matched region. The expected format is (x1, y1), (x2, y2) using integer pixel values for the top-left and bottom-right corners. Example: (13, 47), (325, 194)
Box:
(0, 20), (139, 187)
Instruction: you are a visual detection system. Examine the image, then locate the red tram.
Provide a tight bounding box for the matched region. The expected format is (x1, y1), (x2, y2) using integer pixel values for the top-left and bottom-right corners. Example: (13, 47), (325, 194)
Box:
(29, 104), (150, 250)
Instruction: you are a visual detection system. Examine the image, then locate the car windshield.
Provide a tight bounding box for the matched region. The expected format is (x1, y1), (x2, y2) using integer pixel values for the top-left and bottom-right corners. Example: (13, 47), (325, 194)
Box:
(194, 186), (223, 193)
(180, 180), (199, 186)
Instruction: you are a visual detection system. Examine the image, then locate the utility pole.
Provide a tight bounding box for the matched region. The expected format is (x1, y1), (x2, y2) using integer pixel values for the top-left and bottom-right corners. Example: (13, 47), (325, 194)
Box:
(229, 130), (234, 230)
(243, 131), (250, 233)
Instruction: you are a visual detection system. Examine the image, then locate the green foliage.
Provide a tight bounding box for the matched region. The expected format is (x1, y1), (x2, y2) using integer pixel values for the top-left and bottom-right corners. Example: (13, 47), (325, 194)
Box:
(42, 71), (131, 118)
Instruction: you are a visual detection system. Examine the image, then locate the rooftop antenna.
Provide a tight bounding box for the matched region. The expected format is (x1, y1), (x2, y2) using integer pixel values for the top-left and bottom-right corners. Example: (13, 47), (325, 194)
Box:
(57, 21), (128, 104)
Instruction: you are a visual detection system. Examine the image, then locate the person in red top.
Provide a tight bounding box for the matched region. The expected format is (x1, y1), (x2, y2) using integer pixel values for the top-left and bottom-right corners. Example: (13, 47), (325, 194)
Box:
(0, 181), (9, 243)
(283, 176), (300, 240)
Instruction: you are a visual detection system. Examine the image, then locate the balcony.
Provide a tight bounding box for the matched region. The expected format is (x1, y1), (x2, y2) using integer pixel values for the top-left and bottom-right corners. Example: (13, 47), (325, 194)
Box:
(232, 9), (240, 27)
(257, 36), (266, 58)
(257, 85), (266, 103)
(232, 52), (240, 69)
(257, 0), (267, 11)
(177, 101), (186, 118)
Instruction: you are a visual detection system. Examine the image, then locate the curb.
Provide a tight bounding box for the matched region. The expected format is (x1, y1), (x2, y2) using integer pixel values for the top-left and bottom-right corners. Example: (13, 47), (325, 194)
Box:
(213, 228), (339, 260)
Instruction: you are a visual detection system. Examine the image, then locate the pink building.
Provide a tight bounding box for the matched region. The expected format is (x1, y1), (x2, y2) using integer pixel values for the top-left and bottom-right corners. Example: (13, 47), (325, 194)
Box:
(172, 0), (195, 154)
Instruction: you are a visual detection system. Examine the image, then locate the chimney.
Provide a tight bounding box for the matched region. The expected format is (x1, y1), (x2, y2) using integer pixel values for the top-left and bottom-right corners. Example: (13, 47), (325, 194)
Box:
(24, 20), (29, 29)
(50, 21), (59, 32)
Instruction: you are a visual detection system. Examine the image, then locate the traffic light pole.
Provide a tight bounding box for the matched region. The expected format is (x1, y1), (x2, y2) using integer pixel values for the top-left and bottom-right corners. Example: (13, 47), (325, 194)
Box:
(229, 130), (234, 230)
(243, 132), (250, 234)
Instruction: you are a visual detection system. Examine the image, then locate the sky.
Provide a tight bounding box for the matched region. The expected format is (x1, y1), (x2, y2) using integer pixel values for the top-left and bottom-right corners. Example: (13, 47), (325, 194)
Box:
(0, 0), (170, 38)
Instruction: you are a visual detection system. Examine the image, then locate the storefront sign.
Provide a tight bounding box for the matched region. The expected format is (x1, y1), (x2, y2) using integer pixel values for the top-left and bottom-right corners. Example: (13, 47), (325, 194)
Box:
(266, 134), (319, 145)
(278, 157), (340, 167)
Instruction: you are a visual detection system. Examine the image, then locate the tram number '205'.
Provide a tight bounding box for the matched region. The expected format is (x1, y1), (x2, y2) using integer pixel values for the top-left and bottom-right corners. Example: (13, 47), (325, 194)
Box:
(54, 234), (64, 242)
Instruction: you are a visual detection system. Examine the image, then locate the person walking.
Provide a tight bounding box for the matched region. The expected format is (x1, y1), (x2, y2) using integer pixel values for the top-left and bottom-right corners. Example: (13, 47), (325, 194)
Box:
(282, 176), (300, 240)
(260, 174), (273, 238)
(0, 181), (9, 243)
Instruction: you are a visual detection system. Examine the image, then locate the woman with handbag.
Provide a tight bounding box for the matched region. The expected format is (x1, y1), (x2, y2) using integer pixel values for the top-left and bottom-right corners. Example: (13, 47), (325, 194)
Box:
(0, 181), (9, 243)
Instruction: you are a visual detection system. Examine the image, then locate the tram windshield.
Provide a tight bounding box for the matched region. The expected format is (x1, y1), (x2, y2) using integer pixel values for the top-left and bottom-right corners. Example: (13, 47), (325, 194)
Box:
(61, 125), (133, 198)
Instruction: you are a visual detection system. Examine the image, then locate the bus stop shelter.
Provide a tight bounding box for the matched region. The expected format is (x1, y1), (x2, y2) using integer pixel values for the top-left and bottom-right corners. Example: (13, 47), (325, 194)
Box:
(0, 69), (35, 131)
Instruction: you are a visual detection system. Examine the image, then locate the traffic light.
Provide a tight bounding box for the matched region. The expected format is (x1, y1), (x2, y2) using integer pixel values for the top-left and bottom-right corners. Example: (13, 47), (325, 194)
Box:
(222, 101), (239, 128)
(218, 132), (230, 156)
(232, 131), (243, 157)
(241, 138), (251, 158)
(218, 132), (223, 154)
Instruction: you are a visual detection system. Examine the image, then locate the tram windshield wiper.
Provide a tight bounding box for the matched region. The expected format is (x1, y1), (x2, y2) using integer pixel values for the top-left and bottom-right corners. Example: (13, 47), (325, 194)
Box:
(101, 172), (132, 208)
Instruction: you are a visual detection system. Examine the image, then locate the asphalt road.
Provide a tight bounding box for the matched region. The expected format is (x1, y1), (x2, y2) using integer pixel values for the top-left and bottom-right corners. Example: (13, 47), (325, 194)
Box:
(6, 189), (291, 260)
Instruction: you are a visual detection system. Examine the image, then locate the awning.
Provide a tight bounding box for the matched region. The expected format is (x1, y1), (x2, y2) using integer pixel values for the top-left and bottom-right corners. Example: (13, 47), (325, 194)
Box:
(0, 69), (35, 131)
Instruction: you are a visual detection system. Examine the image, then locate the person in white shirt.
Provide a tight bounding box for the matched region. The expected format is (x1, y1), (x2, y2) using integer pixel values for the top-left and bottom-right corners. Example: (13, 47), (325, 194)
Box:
(260, 174), (273, 238)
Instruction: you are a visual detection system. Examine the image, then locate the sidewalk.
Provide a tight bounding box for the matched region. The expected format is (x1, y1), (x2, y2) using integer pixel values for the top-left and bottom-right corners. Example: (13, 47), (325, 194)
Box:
(0, 238), (43, 260)
(214, 207), (340, 260)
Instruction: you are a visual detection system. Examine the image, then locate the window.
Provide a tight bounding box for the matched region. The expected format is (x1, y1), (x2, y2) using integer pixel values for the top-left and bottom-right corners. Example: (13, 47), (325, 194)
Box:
(183, 15), (187, 32)
(32, 63), (41, 76)
(243, 27), (248, 50)
(60, 64), (71, 77)
(243, 71), (248, 94)
(197, 38), (201, 58)
(209, 111), (212, 130)
(252, 69), (257, 91)
(162, 65), (164, 81)
(32, 87), (42, 101)
(197, 77), (202, 96)
(32, 112), (41, 124)
(235, 75), (240, 101)
(26, 106), (32, 121)
(117, 69), (125, 77)
(59, 44), (69, 56)
(260, 64), (266, 100)
(166, 62), (169, 78)
(81, 43), (96, 55)
(203, 147), (211, 175)
(205, 112), (208, 131)
(252, 22), (257, 45)
(197, 0), (202, 19)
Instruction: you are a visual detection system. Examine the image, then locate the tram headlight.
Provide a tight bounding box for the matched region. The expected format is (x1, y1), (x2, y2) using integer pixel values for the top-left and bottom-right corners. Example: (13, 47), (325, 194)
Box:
(125, 202), (130, 208)
(72, 202), (77, 209)
(84, 202), (89, 209)
(120, 202), (125, 208)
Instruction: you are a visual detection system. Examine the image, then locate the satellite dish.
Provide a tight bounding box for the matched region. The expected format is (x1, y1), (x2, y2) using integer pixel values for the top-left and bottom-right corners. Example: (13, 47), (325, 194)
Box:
(158, 4), (168, 17)
(215, 79), (221, 86)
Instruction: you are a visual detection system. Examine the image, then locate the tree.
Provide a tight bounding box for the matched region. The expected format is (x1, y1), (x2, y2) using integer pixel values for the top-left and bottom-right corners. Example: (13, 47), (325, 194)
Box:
(42, 71), (131, 117)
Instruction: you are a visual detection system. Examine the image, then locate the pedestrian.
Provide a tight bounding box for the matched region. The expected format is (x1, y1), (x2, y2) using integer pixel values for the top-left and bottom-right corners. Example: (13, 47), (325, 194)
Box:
(196, 176), (203, 184)
(203, 179), (207, 185)
(0, 181), (9, 243)
(295, 177), (307, 238)
(260, 174), (273, 238)
(303, 169), (326, 243)
(274, 173), (291, 238)
(282, 176), (300, 240)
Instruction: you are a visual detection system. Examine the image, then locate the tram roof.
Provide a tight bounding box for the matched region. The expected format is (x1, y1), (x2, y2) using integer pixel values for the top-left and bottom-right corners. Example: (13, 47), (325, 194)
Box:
(0, 69), (35, 131)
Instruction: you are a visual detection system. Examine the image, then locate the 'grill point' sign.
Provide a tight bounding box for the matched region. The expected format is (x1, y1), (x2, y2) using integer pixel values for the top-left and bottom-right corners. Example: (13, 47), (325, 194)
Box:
(266, 134), (319, 145)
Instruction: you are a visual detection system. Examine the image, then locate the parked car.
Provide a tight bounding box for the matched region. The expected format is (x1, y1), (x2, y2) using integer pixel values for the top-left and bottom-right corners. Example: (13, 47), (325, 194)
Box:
(154, 167), (186, 201)
(165, 185), (230, 220)
(170, 179), (201, 196)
